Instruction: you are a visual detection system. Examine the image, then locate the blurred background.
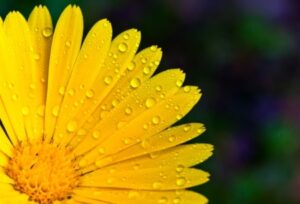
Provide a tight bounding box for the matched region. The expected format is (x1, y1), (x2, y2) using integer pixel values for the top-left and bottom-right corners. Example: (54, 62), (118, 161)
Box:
(0, 0), (299, 203)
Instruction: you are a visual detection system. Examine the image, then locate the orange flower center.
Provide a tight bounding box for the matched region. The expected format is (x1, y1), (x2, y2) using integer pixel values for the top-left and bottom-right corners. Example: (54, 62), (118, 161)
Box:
(5, 141), (80, 204)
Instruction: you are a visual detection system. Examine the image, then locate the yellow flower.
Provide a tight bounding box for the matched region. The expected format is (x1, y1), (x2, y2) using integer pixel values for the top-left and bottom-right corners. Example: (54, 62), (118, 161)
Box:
(0, 5), (213, 204)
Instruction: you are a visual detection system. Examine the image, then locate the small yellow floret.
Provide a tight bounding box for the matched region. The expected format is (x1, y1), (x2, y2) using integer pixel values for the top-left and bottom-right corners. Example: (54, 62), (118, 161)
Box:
(5, 141), (80, 204)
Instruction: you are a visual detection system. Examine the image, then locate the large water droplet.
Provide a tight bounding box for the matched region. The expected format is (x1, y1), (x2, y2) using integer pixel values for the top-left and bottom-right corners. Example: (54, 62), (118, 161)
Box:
(176, 79), (183, 87)
(127, 62), (136, 71)
(118, 42), (128, 52)
(143, 66), (151, 75)
(145, 97), (156, 108)
(152, 116), (160, 125)
(130, 78), (141, 89)
(67, 120), (77, 132)
(42, 27), (53, 37)
(65, 40), (71, 47)
(176, 177), (186, 187)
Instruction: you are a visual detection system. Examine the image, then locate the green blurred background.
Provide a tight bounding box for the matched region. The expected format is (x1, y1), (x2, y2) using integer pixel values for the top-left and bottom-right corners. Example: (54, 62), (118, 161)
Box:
(1, 0), (299, 203)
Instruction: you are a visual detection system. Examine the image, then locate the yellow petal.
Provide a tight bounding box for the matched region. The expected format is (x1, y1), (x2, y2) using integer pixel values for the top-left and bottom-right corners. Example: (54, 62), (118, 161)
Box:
(51, 19), (112, 145)
(28, 5), (53, 137)
(74, 188), (208, 204)
(55, 28), (141, 146)
(44, 5), (83, 142)
(82, 45), (162, 131)
(0, 15), (27, 142)
(0, 127), (12, 157)
(95, 123), (206, 167)
(80, 167), (209, 190)
(72, 69), (184, 157)
(86, 143), (213, 173)
(0, 183), (29, 203)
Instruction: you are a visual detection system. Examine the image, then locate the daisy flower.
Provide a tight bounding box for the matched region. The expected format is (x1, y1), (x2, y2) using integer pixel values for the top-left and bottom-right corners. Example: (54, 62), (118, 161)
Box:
(0, 5), (213, 204)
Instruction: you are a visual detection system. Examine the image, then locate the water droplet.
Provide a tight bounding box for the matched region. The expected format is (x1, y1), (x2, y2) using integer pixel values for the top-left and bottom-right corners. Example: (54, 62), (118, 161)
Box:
(183, 86), (191, 93)
(168, 136), (176, 142)
(67, 120), (77, 133)
(128, 190), (139, 199)
(176, 165), (185, 173)
(156, 85), (162, 92)
(143, 124), (149, 130)
(122, 137), (130, 144)
(176, 79), (183, 87)
(65, 40), (71, 47)
(173, 197), (181, 204)
(52, 105), (59, 117)
(125, 107), (132, 115)
(152, 116), (160, 125)
(118, 42), (128, 52)
(145, 97), (156, 108)
(98, 147), (105, 154)
(112, 99), (119, 107)
(158, 197), (168, 203)
(183, 124), (191, 132)
(127, 62), (136, 71)
(22, 106), (30, 116)
(104, 76), (113, 85)
(176, 114), (183, 120)
(86, 89), (94, 98)
(143, 66), (151, 75)
(123, 33), (129, 40)
(174, 105), (179, 111)
(176, 177), (186, 187)
(42, 27), (53, 37)
(58, 87), (65, 95)
(12, 94), (18, 101)
(141, 57), (147, 64)
(68, 89), (75, 96)
(92, 130), (100, 139)
(152, 181), (162, 189)
(130, 78), (141, 89)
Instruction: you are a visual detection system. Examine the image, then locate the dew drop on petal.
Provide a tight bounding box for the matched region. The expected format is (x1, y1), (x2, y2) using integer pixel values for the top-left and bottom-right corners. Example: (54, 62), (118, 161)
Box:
(173, 197), (181, 204)
(145, 97), (156, 108)
(85, 89), (94, 98)
(158, 197), (168, 204)
(152, 181), (162, 189)
(67, 120), (77, 133)
(123, 33), (129, 40)
(130, 78), (141, 89)
(127, 62), (136, 71)
(143, 66), (151, 75)
(58, 87), (65, 95)
(152, 116), (160, 125)
(92, 130), (100, 139)
(176, 177), (186, 187)
(118, 42), (128, 52)
(104, 76), (113, 85)
(125, 107), (132, 115)
(176, 79), (183, 87)
(65, 40), (71, 47)
(68, 89), (75, 96)
(42, 27), (53, 37)
(52, 105), (59, 117)
(176, 164), (185, 173)
(22, 106), (30, 116)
